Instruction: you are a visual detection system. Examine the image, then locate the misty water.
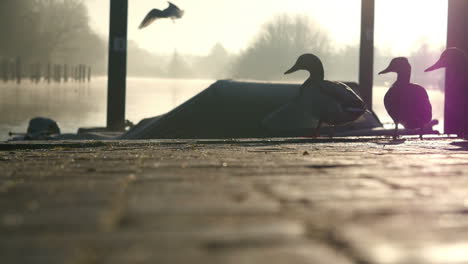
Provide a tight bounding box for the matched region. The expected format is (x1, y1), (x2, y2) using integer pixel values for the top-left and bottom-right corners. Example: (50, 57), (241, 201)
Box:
(0, 78), (444, 141)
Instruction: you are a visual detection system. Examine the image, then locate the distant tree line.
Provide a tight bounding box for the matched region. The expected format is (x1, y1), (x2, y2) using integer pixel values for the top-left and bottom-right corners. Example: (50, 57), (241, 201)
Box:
(158, 14), (444, 89)
(0, 4), (445, 88)
(0, 0), (106, 73)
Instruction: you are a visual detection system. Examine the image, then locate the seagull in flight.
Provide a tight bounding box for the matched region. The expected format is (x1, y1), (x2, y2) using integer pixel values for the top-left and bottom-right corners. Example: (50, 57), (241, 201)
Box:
(139, 1), (184, 29)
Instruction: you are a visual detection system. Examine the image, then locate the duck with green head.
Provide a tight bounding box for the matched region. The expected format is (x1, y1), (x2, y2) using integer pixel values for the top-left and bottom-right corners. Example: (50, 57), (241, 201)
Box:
(267, 53), (367, 137)
(379, 57), (432, 139)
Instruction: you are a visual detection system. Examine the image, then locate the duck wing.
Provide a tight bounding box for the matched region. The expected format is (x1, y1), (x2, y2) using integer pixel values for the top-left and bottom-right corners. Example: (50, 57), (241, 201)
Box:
(139, 9), (165, 29)
(318, 81), (366, 112)
(262, 81), (319, 131)
(403, 84), (432, 128)
(384, 83), (432, 129)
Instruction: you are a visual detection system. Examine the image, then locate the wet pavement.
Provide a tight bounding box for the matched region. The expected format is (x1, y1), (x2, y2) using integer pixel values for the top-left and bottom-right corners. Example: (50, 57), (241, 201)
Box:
(1, 136), (468, 264)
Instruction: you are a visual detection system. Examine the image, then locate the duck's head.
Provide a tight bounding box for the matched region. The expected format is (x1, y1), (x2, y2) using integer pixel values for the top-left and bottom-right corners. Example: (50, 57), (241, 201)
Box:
(425, 47), (468, 72)
(284, 53), (324, 80)
(379, 57), (411, 75)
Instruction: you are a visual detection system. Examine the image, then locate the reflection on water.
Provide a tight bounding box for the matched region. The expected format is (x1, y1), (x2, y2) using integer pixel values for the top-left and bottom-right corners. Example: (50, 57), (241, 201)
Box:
(0, 77), (212, 140)
(0, 78), (444, 141)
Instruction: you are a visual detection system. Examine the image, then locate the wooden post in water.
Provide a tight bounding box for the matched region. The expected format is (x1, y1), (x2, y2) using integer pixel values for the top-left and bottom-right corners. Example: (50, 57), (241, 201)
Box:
(46, 63), (51, 84)
(35, 62), (42, 83)
(1, 59), (7, 82)
(106, 0), (128, 131)
(15, 57), (22, 84)
(79, 65), (82, 82)
(53, 64), (57, 82)
(10, 60), (15, 81)
(81, 65), (86, 82)
(359, 0), (375, 109)
(29, 64), (34, 82)
(64, 64), (68, 82)
(87, 66), (91, 82)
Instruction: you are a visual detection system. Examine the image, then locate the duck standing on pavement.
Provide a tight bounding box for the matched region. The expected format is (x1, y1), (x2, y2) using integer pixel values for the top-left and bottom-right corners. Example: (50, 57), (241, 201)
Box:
(425, 47), (468, 137)
(263, 53), (367, 137)
(139, 1), (184, 29)
(379, 57), (432, 139)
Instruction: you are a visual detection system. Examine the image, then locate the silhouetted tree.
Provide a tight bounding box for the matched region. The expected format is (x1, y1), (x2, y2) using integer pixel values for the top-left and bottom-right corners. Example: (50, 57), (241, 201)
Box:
(192, 43), (232, 79)
(0, 0), (106, 73)
(167, 50), (192, 78)
(231, 14), (331, 80)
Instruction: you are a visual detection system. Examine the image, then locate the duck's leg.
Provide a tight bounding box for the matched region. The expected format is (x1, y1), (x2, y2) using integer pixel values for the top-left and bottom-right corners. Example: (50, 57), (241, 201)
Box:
(393, 123), (399, 140)
(419, 128), (424, 140)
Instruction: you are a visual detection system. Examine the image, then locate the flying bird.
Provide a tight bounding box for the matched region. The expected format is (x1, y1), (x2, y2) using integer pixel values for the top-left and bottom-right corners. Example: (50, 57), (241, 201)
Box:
(263, 53), (367, 137)
(379, 57), (432, 139)
(139, 1), (184, 29)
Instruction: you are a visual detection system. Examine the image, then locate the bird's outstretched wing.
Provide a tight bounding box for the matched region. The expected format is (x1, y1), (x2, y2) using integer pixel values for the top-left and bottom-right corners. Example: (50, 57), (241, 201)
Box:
(166, 1), (184, 19)
(168, 1), (179, 9)
(138, 9), (165, 29)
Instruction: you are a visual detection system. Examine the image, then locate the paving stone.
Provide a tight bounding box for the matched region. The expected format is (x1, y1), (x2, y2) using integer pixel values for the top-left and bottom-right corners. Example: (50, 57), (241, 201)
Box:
(2, 137), (468, 263)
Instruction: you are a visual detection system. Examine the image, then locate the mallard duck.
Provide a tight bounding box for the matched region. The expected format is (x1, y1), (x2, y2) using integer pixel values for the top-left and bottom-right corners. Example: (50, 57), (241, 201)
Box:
(425, 47), (468, 137)
(379, 57), (432, 139)
(139, 1), (184, 29)
(264, 53), (367, 137)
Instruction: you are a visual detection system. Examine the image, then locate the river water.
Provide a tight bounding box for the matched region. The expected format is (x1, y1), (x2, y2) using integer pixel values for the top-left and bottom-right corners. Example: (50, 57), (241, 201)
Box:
(0, 77), (444, 141)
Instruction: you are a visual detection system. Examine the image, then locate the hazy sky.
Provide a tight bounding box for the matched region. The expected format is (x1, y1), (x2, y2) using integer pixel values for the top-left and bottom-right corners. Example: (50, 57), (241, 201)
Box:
(84, 0), (447, 56)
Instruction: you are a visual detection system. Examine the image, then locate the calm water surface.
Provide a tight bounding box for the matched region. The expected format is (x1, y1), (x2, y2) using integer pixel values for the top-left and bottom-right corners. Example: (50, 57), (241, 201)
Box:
(0, 77), (212, 140)
(0, 78), (444, 141)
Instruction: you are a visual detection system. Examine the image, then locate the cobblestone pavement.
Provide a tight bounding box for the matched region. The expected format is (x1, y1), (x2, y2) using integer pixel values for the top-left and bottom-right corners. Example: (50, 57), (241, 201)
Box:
(2, 137), (468, 264)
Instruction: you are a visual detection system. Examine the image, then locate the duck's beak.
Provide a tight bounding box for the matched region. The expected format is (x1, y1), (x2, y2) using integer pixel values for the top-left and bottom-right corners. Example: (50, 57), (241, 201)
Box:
(378, 65), (394, 75)
(425, 58), (446, 72)
(284, 64), (299, 75)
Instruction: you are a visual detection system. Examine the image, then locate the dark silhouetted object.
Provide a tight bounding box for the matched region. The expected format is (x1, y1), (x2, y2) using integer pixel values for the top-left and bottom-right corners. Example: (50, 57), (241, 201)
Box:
(25, 117), (61, 140)
(64, 64), (69, 82)
(122, 80), (380, 139)
(138, 1), (184, 29)
(359, 0), (375, 109)
(263, 54), (367, 137)
(379, 57), (432, 139)
(15, 57), (21, 84)
(1, 59), (7, 82)
(107, 0), (128, 131)
(46, 63), (51, 83)
(426, 47), (468, 137)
